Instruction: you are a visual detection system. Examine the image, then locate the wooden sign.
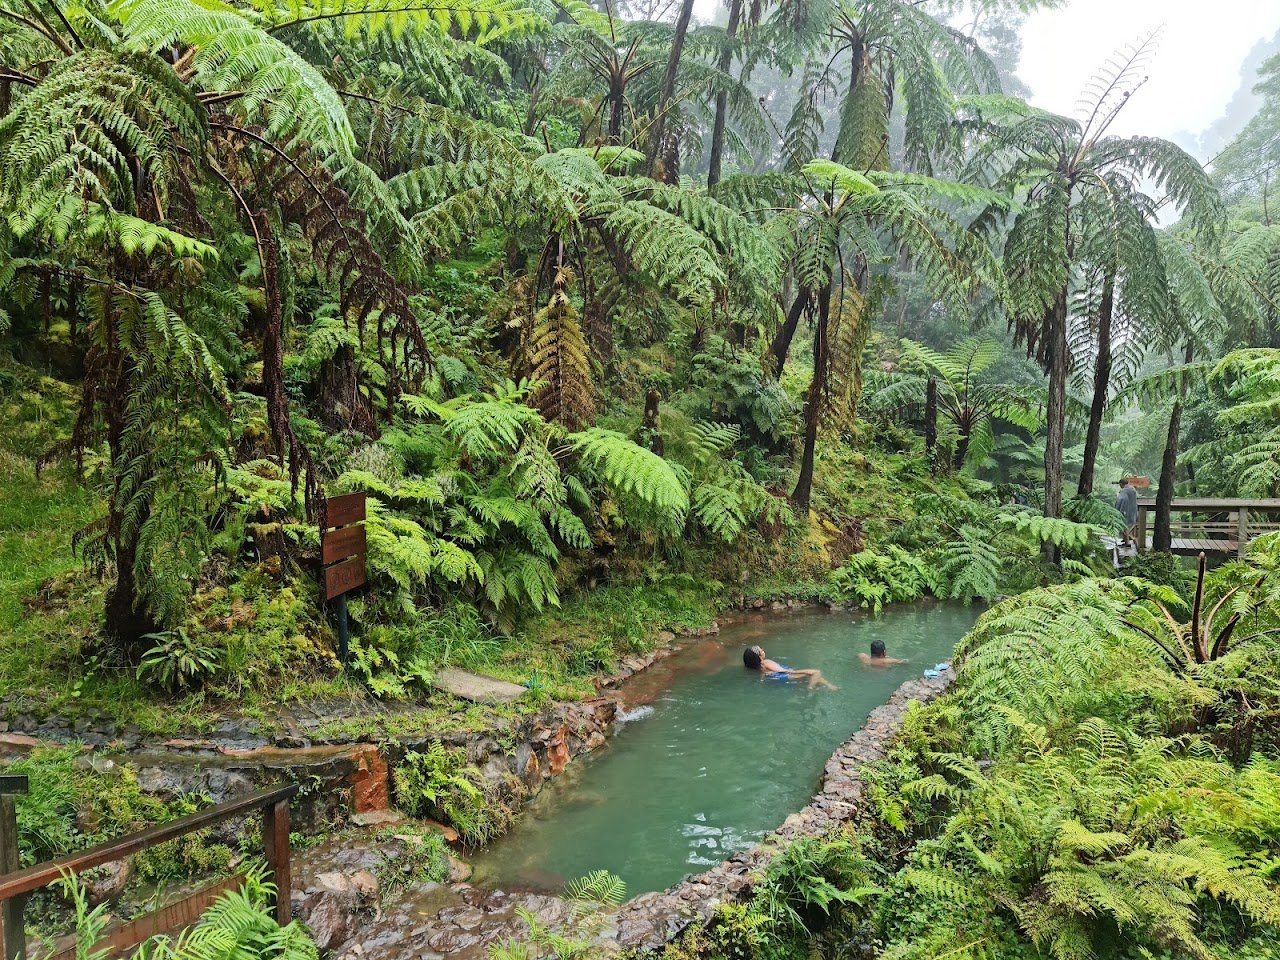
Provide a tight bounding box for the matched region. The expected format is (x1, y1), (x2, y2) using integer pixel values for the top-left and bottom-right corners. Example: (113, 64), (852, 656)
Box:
(1126, 476), (1152, 489)
(320, 493), (367, 601)
(324, 492), (367, 528)
(0, 776), (28, 795)
(321, 525), (366, 566)
(324, 555), (367, 600)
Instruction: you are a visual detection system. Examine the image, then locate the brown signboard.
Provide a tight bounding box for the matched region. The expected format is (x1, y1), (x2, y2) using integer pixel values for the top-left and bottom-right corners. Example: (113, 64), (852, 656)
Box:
(325, 492), (367, 529)
(321, 524), (366, 566)
(324, 555), (367, 600)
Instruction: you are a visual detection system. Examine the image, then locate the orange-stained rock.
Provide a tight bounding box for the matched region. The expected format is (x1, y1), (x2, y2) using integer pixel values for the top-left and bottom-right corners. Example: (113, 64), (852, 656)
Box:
(523, 749), (541, 789)
(546, 725), (570, 775)
(349, 744), (389, 813)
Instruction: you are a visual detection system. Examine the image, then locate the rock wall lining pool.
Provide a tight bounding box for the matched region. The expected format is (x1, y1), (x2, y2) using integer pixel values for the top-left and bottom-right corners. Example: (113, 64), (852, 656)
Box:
(609, 668), (955, 951)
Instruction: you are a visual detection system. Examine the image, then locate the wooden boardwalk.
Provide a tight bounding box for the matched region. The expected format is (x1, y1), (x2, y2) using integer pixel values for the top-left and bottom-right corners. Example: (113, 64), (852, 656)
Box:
(1135, 497), (1280, 557)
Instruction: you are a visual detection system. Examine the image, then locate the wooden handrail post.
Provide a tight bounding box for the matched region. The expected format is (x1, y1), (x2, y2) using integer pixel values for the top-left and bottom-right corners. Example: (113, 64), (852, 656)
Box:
(1238, 508), (1249, 559)
(1, 776), (29, 960)
(262, 799), (291, 926)
(1136, 506), (1148, 553)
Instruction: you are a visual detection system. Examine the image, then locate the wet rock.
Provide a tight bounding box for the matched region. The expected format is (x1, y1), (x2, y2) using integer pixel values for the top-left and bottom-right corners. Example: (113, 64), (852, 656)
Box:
(426, 929), (481, 953)
(546, 726), (570, 775)
(297, 872), (362, 952)
(135, 765), (186, 797)
(351, 809), (402, 828)
(447, 855), (472, 883)
(349, 744), (390, 814)
(516, 744), (541, 791)
(350, 870), (379, 902)
(304, 892), (355, 951)
(82, 859), (129, 905)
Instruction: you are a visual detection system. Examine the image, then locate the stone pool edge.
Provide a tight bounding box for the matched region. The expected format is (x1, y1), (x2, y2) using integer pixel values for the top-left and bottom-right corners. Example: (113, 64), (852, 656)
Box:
(608, 667), (956, 951)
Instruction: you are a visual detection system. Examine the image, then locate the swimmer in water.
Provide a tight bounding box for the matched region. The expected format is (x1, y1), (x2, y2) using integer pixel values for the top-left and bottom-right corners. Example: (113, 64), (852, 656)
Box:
(743, 646), (836, 689)
(858, 639), (907, 667)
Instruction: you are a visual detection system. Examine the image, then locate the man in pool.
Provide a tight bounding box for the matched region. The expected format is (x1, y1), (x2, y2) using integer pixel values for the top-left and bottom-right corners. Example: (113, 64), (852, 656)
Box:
(743, 646), (835, 689)
(858, 639), (906, 667)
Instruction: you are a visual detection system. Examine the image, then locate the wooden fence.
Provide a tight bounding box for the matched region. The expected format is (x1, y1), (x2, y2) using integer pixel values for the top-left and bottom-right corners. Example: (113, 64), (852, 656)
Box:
(0, 779), (297, 960)
(1135, 497), (1280, 557)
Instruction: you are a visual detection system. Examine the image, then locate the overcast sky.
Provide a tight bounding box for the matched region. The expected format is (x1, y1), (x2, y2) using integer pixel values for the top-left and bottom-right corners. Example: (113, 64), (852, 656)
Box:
(1017, 1), (1280, 158)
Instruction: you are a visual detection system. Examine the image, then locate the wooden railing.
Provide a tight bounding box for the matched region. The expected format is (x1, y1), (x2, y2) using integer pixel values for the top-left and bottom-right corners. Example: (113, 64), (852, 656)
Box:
(0, 778), (297, 960)
(1135, 497), (1280, 557)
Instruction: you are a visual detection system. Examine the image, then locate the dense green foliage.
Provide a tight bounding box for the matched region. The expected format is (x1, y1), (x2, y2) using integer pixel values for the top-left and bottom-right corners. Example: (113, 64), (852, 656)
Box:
(4, 0), (1280, 956)
(651, 540), (1280, 960)
(64, 868), (318, 960)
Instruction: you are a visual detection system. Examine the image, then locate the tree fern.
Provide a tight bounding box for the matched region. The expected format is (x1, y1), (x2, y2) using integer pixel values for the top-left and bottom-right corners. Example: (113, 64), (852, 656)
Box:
(566, 427), (689, 524)
(526, 262), (595, 430)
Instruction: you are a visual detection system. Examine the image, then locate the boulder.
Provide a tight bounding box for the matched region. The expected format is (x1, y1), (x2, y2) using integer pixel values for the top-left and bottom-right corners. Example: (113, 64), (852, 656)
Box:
(82, 860), (129, 905)
(447, 855), (472, 883)
(297, 872), (361, 952)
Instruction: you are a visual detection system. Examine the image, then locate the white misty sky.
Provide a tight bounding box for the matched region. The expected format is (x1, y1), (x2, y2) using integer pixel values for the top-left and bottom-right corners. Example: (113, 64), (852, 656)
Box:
(1018, 1), (1280, 158)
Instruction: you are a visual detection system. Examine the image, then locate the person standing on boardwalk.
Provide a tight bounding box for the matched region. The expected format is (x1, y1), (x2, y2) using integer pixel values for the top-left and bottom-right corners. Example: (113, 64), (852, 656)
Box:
(1115, 477), (1139, 547)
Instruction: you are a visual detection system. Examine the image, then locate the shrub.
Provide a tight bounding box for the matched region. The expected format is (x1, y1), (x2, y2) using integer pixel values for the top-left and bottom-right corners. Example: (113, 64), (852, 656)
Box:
(828, 546), (936, 612)
(392, 741), (510, 844)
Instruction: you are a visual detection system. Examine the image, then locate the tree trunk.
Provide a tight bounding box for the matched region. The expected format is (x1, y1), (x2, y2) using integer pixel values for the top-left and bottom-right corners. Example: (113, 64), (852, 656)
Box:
(607, 73), (625, 144)
(104, 533), (157, 655)
(642, 388), (664, 456)
(100, 303), (157, 652)
(954, 422), (971, 471)
(768, 291), (808, 379)
(706, 0), (744, 188)
(791, 285), (831, 511)
(1153, 401), (1182, 552)
(317, 345), (379, 438)
(644, 0), (695, 178)
(924, 375), (937, 466)
(1077, 267), (1115, 498)
(1042, 286), (1069, 564)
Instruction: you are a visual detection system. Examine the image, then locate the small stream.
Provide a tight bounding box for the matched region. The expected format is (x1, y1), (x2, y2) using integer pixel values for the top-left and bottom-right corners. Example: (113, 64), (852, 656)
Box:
(473, 603), (979, 895)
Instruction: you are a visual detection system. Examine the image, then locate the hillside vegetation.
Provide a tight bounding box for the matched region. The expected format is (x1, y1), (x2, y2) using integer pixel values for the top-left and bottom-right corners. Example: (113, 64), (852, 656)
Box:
(3, 0), (1280, 957)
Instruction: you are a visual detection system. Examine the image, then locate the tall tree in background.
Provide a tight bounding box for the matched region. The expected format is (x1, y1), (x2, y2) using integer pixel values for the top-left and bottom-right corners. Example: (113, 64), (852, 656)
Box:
(644, 0), (696, 178)
(965, 39), (1221, 559)
(782, 161), (1002, 509)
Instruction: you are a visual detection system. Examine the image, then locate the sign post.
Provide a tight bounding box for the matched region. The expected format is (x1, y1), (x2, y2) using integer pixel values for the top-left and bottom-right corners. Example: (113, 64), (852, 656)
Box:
(320, 493), (367, 670)
(0, 774), (28, 960)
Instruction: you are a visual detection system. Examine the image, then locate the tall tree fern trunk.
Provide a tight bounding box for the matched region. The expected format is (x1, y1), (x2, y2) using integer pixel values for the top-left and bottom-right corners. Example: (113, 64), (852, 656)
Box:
(607, 74), (625, 144)
(768, 290), (807, 379)
(318, 345), (378, 438)
(645, 0), (695, 179)
(1153, 401), (1181, 552)
(1077, 266), (1115, 497)
(792, 285), (830, 511)
(706, 0), (743, 188)
(955, 423), (971, 471)
(1042, 287), (1069, 564)
(925, 375), (938, 466)
(99, 305), (157, 650)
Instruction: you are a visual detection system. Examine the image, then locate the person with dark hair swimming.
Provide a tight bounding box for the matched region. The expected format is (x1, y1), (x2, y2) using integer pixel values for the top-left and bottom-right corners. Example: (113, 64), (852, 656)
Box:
(858, 639), (906, 667)
(743, 646), (835, 689)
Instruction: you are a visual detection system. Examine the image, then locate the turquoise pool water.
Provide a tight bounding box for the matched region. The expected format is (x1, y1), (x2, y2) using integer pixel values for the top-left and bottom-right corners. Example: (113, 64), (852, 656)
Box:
(473, 603), (979, 895)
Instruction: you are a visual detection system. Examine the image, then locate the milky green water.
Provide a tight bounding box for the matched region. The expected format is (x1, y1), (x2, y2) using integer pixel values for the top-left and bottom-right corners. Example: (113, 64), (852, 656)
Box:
(473, 603), (979, 895)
